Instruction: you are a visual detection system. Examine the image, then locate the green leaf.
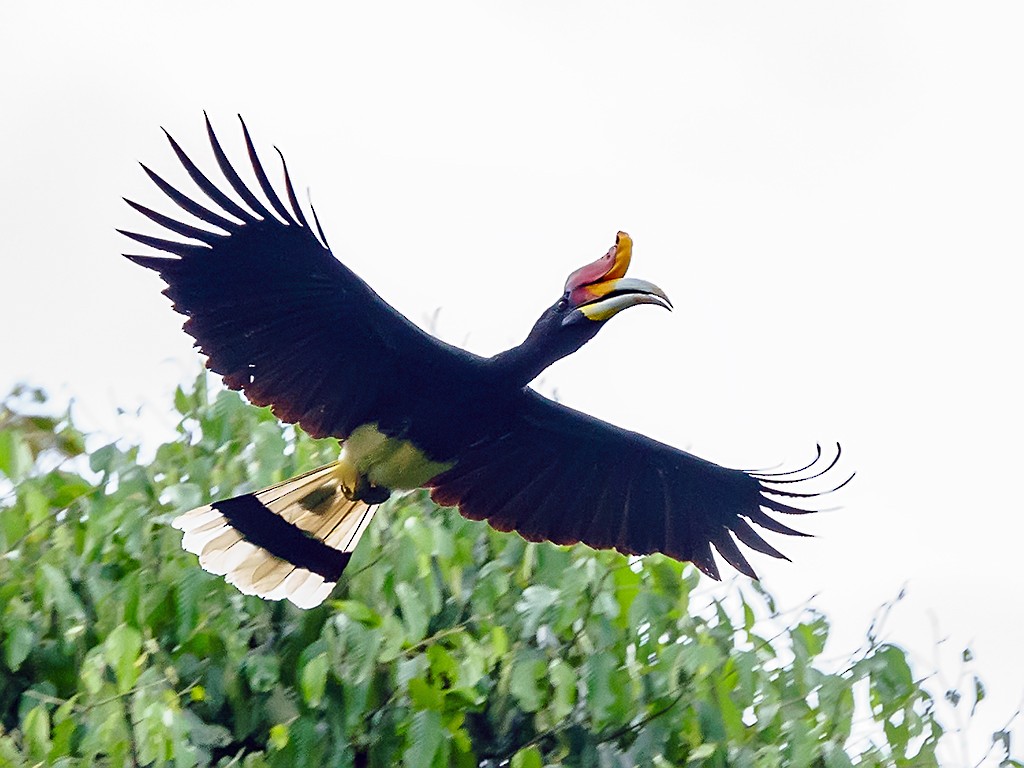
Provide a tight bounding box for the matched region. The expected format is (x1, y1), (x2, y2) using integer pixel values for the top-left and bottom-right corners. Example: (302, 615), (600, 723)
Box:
(88, 442), (121, 474)
(23, 705), (52, 761)
(80, 648), (106, 695)
(550, 658), (577, 720)
(794, 617), (827, 659)
(174, 385), (190, 415)
(742, 596), (756, 632)
(819, 674), (855, 740)
(689, 743), (716, 762)
(269, 723), (289, 751)
(103, 624), (143, 693)
(163, 482), (202, 512)
(613, 565), (642, 622)
(515, 584), (560, 636)
(0, 430), (32, 479)
(586, 651), (630, 727)
(714, 666), (745, 741)
(333, 599), (381, 626)
(301, 653), (329, 707)
(510, 650), (546, 712)
(50, 711), (76, 761)
(680, 638), (724, 678)
(245, 654), (280, 693)
(490, 625), (509, 657)
(408, 676), (444, 711)
(39, 563), (86, 623)
(823, 741), (855, 768)
(396, 582), (429, 640)
(404, 709), (443, 768)
(252, 421), (287, 485)
(511, 745), (543, 768)
(864, 645), (914, 714)
(3, 621), (34, 671)
(971, 675), (986, 715)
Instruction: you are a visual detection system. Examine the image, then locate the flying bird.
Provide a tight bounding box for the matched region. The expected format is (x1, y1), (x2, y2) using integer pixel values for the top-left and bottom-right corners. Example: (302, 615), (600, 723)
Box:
(122, 116), (848, 609)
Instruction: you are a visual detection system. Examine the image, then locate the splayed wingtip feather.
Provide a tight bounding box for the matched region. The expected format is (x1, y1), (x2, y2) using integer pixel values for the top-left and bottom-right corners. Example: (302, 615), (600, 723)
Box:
(756, 444), (842, 485)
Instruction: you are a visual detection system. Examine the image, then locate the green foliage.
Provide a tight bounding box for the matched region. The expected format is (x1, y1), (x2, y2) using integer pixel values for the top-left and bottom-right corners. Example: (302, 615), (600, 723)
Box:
(0, 375), (1016, 766)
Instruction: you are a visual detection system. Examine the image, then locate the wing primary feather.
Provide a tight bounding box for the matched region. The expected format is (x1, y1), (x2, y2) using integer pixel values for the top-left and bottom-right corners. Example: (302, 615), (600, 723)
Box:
(543, 460), (603, 546)
(638, 460), (671, 557)
(203, 113), (277, 223)
(689, 540), (721, 580)
(612, 456), (643, 554)
(730, 517), (788, 560)
(656, 467), (674, 559)
(140, 164), (240, 232)
(238, 115), (297, 226)
(748, 443), (822, 476)
(753, 444), (841, 483)
(709, 530), (757, 579)
(518, 460), (591, 546)
(746, 508), (809, 536)
(626, 462), (667, 556)
(758, 495), (821, 516)
(760, 470), (855, 499)
(758, 494), (815, 513)
(161, 128), (258, 224)
(116, 229), (208, 257)
(308, 197), (331, 250)
(575, 468), (619, 550)
(250, 355), (329, 413)
(469, 452), (549, 529)
(124, 253), (183, 273)
(828, 471), (856, 493)
(274, 146), (313, 232)
(122, 198), (225, 244)
(484, 458), (563, 535)
(430, 433), (518, 487)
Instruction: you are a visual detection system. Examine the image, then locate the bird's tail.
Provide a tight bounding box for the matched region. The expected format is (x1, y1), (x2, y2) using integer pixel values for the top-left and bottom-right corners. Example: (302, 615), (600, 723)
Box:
(172, 462), (378, 609)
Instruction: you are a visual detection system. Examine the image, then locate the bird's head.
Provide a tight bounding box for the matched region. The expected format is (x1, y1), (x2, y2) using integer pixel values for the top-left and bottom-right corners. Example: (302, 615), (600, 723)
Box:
(513, 232), (672, 377)
(559, 231), (672, 326)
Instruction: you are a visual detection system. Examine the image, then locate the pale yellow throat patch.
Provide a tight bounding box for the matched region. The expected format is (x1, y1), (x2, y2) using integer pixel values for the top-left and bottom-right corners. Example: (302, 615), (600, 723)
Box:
(337, 423), (454, 494)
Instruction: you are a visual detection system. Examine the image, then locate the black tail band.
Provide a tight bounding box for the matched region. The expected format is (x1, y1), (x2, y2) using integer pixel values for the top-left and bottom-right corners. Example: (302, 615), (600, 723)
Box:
(213, 495), (350, 582)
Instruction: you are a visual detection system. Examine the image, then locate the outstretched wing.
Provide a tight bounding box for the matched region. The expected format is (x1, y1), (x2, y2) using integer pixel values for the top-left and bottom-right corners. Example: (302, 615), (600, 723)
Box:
(121, 115), (472, 440)
(429, 390), (849, 579)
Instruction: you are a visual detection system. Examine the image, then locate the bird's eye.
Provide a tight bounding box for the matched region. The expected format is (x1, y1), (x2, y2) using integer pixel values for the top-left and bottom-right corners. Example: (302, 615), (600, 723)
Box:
(555, 297), (569, 313)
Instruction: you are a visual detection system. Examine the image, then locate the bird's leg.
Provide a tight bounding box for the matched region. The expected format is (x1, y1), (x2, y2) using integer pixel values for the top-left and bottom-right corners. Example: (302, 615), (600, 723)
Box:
(339, 473), (391, 504)
(334, 457), (361, 500)
(334, 458), (392, 504)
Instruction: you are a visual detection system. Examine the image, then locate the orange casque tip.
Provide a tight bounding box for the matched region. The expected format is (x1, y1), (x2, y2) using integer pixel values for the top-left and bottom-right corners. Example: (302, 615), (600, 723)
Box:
(564, 232), (632, 293)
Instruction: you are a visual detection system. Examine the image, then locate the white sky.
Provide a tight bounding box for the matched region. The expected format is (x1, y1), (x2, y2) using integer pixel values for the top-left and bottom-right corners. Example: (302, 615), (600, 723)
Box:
(2, 1), (1022, 762)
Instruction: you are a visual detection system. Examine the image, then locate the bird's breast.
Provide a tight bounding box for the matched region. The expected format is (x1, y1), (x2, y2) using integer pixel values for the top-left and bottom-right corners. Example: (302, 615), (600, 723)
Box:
(341, 423), (455, 492)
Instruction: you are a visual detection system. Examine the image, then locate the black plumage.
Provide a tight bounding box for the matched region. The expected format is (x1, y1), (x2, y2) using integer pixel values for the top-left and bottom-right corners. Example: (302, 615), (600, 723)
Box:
(122, 116), (849, 607)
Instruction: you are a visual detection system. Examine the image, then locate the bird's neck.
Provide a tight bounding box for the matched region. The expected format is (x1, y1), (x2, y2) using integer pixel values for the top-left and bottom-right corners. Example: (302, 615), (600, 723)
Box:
(488, 341), (561, 388)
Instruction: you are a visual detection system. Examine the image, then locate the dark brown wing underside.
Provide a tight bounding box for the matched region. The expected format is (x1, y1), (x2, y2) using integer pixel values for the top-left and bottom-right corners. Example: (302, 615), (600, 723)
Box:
(430, 391), (848, 579)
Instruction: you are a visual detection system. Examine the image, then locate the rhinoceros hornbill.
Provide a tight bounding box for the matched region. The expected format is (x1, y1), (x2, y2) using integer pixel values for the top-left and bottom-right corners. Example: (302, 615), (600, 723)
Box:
(121, 115), (848, 609)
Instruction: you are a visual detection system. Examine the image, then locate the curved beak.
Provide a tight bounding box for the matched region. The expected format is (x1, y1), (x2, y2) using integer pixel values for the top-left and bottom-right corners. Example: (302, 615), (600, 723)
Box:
(562, 232), (672, 325)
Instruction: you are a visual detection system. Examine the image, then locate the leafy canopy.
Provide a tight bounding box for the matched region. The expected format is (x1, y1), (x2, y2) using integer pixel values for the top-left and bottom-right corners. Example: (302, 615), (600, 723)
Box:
(0, 375), (1017, 767)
